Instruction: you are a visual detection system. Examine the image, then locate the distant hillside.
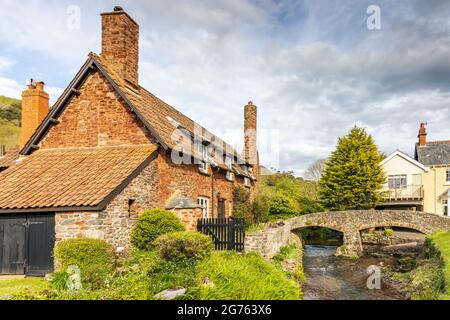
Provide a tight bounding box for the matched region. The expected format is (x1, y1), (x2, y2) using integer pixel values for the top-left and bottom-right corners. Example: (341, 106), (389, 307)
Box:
(0, 95), (21, 148)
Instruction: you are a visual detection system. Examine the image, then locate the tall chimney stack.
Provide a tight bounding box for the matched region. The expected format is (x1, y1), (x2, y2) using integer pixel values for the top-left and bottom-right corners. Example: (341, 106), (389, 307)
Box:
(20, 80), (49, 149)
(418, 122), (427, 146)
(101, 6), (139, 85)
(243, 101), (258, 174)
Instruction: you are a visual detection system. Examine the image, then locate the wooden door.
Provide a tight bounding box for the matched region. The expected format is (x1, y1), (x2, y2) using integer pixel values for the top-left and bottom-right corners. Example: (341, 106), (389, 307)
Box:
(0, 215), (26, 274)
(217, 199), (226, 219)
(26, 213), (55, 276)
(0, 213), (55, 275)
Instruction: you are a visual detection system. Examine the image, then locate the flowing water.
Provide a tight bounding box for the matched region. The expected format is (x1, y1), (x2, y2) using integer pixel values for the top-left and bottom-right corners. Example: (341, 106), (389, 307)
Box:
(302, 245), (406, 300)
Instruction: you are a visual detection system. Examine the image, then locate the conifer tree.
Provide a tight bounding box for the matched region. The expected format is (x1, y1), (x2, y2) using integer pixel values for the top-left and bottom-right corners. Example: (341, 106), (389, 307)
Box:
(318, 126), (385, 210)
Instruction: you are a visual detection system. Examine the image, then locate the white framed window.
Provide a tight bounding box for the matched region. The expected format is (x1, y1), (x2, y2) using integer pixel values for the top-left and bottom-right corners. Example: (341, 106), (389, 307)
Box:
(388, 175), (407, 189)
(226, 171), (234, 182)
(244, 177), (251, 187)
(443, 200), (448, 216)
(446, 169), (450, 183)
(198, 197), (209, 218)
(225, 155), (233, 169)
(242, 165), (250, 174)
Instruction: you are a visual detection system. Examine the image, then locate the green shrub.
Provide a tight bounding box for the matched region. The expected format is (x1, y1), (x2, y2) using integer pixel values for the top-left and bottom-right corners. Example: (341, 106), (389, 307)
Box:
(54, 238), (115, 289)
(232, 187), (252, 223)
(155, 231), (214, 262)
(131, 209), (185, 251)
(198, 251), (302, 300)
(383, 228), (394, 238)
(49, 271), (69, 291)
(269, 192), (298, 217)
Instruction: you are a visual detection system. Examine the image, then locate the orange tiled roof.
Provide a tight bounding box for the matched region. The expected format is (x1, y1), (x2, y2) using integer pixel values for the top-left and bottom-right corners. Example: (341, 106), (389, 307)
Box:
(0, 145), (157, 211)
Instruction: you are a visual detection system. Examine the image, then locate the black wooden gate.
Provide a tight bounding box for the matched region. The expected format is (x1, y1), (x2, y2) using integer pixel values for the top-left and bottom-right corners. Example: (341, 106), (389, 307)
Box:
(0, 213), (55, 275)
(197, 217), (245, 252)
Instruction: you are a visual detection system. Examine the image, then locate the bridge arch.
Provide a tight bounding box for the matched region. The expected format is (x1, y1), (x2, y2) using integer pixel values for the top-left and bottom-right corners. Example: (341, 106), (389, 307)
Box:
(286, 210), (450, 257)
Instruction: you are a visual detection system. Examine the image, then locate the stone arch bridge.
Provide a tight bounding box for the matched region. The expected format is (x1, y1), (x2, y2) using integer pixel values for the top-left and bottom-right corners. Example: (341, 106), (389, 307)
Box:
(286, 210), (450, 257)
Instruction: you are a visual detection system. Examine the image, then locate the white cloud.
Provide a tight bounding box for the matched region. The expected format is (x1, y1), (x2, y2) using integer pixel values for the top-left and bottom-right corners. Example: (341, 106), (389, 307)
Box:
(0, 77), (22, 99)
(0, 0), (449, 176)
(0, 76), (63, 104)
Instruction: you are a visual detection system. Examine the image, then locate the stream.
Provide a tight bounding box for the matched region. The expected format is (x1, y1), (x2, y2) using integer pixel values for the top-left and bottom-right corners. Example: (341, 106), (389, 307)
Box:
(302, 245), (407, 300)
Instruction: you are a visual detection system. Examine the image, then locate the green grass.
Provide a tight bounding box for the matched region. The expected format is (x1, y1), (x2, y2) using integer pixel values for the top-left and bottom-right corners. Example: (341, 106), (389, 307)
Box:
(0, 118), (20, 148)
(197, 251), (302, 300)
(0, 95), (21, 148)
(0, 278), (48, 300)
(428, 232), (450, 300)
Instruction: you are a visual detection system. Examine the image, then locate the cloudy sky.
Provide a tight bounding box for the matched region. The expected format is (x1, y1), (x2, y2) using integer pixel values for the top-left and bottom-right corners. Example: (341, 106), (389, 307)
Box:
(0, 0), (449, 176)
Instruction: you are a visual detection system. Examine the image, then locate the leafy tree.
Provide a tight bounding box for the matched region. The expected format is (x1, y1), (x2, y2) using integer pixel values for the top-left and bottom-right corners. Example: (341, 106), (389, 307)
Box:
(269, 192), (298, 217)
(304, 159), (326, 182)
(318, 126), (385, 210)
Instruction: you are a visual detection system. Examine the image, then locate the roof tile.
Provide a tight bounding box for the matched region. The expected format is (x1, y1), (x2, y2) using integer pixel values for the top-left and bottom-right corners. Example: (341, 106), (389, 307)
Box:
(0, 145), (157, 211)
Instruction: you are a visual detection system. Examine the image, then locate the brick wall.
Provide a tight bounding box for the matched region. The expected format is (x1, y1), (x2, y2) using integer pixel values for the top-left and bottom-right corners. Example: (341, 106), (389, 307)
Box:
(40, 71), (152, 149)
(55, 159), (159, 247)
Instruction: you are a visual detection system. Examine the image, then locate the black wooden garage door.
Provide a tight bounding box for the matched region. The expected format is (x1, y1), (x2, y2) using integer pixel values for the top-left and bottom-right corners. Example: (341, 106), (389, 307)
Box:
(0, 213), (55, 276)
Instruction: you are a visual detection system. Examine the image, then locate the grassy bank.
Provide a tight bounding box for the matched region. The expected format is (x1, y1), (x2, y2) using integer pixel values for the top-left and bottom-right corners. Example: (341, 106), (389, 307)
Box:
(389, 231), (450, 300)
(428, 232), (450, 299)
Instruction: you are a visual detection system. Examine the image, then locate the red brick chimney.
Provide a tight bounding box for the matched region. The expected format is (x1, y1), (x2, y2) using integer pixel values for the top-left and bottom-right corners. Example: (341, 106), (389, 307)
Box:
(243, 101), (258, 172)
(20, 80), (49, 149)
(418, 122), (427, 146)
(101, 6), (139, 85)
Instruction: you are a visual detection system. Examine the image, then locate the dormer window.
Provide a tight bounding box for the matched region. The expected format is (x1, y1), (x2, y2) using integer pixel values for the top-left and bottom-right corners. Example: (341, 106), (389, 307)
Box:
(242, 165), (250, 174)
(226, 171), (234, 182)
(199, 161), (209, 174)
(244, 177), (251, 187)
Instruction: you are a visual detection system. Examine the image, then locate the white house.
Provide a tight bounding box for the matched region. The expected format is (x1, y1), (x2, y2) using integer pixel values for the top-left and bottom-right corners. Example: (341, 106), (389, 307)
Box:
(378, 150), (429, 211)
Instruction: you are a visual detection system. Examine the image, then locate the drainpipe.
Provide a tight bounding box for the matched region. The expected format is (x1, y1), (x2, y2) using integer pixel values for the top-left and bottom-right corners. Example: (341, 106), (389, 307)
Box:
(434, 167), (437, 214)
(211, 169), (214, 218)
(211, 166), (221, 219)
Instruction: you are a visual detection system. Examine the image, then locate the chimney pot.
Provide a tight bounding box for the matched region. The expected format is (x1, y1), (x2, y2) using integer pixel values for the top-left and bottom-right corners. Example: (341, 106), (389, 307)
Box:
(20, 80), (49, 149)
(243, 101), (258, 171)
(418, 122), (427, 146)
(114, 6), (124, 11)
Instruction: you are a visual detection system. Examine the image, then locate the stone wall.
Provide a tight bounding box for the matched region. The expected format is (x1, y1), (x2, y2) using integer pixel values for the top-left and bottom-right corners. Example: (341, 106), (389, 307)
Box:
(55, 159), (159, 247)
(245, 222), (300, 259)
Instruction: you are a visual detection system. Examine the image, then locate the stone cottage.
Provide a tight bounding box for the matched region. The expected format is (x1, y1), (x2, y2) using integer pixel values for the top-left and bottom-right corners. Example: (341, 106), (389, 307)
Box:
(0, 7), (258, 275)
